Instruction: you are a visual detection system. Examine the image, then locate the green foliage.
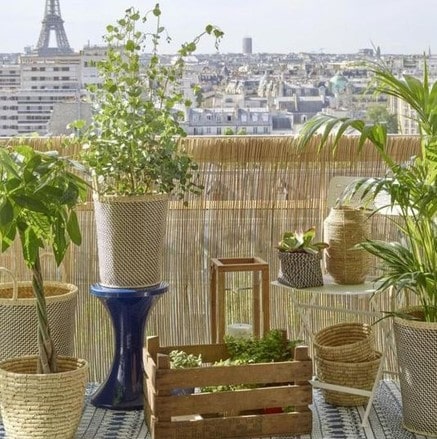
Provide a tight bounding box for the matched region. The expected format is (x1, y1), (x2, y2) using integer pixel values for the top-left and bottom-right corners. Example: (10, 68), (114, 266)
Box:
(200, 329), (302, 393)
(298, 58), (437, 322)
(0, 144), (87, 372)
(366, 104), (398, 133)
(169, 350), (202, 369)
(0, 145), (87, 267)
(224, 329), (301, 363)
(71, 5), (223, 197)
(277, 228), (328, 255)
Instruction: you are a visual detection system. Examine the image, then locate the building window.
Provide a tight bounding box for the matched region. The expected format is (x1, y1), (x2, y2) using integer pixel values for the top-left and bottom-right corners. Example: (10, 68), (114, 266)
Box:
(253, 127), (258, 134)
(216, 127), (221, 135)
(227, 115), (232, 122)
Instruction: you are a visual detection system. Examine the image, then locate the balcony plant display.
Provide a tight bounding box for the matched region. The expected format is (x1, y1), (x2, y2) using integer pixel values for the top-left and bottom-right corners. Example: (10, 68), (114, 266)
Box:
(71, 5), (223, 288)
(298, 59), (437, 436)
(0, 144), (89, 438)
(276, 228), (328, 288)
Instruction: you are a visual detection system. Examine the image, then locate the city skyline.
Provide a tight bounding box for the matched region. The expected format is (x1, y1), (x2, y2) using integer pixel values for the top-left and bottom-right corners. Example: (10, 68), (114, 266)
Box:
(1, 0), (436, 55)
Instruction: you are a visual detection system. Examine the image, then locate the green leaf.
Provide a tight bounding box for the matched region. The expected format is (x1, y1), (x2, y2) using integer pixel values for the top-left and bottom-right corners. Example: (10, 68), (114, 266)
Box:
(0, 198), (13, 227)
(67, 211), (82, 246)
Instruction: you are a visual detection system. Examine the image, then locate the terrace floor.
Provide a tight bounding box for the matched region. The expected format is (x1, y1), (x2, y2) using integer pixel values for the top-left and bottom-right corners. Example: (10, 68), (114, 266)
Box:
(0, 381), (428, 439)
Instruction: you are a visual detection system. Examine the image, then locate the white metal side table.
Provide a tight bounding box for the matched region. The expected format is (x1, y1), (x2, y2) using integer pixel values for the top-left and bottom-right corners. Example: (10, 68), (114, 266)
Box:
(271, 277), (394, 427)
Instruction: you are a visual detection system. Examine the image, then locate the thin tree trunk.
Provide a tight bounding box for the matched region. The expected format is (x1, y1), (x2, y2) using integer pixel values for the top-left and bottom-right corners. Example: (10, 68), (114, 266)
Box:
(32, 254), (58, 374)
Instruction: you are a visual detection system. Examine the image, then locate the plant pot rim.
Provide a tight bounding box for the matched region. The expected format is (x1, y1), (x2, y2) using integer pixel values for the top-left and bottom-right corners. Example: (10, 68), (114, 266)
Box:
(394, 306), (437, 328)
(93, 192), (169, 203)
(0, 281), (78, 305)
(0, 355), (88, 378)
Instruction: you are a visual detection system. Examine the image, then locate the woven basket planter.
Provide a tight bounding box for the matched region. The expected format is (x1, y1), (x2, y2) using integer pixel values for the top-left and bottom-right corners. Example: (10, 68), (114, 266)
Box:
(394, 308), (437, 436)
(94, 193), (168, 288)
(0, 356), (88, 439)
(316, 351), (381, 406)
(0, 270), (78, 361)
(323, 207), (370, 285)
(314, 322), (375, 363)
(277, 251), (323, 289)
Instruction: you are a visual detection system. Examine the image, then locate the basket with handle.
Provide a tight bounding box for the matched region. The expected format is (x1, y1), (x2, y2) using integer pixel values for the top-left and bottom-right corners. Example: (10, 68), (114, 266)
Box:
(0, 266), (78, 361)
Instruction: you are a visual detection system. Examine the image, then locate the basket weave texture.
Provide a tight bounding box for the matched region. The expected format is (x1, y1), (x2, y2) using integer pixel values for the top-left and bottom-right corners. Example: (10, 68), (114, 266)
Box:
(316, 352), (382, 406)
(0, 356), (88, 439)
(314, 322), (375, 362)
(277, 251), (323, 289)
(394, 310), (437, 436)
(324, 207), (370, 285)
(94, 194), (168, 288)
(0, 280), (78, 361)
(314, 322), (380, 406)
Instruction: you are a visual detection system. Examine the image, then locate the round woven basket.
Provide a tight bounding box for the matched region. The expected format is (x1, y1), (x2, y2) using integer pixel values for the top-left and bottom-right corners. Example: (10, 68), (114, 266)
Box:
(314, 322), (375, 362)
(0, 268), (78, 361)
(0, 356), (88, 439)
(316, 351), (381, 406)
(323, 207), (371, 285)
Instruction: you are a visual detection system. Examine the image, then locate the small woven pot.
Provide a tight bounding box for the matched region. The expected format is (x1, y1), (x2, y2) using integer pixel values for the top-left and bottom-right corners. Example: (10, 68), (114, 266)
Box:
(314, 322), (375, 363)
(394, 307), (437, 436)
(324, 207), (370, 285)
(0, 356), (88, 439)
(94, 193), (168, 288)
(316, 351), (381, 406)
(0, 268), (78, 361)
(277, 251), (323, 289)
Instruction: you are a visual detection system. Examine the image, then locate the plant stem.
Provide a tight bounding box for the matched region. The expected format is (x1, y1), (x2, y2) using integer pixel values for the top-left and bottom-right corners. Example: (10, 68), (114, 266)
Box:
(32, 253), (58, 374)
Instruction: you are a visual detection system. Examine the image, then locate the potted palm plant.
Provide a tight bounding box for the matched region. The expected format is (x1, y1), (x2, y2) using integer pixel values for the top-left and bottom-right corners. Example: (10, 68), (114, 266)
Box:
(276, 227), (328, 288)
(71, 5), (223, 288)
(298, 59), (437, 436)
(0, 144), (89, 438)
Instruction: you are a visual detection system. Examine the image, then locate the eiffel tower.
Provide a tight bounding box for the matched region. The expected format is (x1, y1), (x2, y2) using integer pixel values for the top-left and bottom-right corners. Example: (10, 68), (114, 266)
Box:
(35, 0), (73, 56)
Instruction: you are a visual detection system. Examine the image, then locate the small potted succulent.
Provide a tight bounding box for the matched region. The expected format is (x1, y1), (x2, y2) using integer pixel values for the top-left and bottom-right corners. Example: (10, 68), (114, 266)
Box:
(276, 227), (328, 288)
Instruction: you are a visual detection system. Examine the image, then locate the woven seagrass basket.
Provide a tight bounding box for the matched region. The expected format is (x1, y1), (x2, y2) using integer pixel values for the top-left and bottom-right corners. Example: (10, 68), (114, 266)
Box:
(277, 251), (323, 289)
(94, 193), (168, 288)
(314, 322), (375, 362)
(323, 207), (371, 285)
(0, 356), (88, 439)
(0, 267), (78, 361)
(316, 351), (381, 406)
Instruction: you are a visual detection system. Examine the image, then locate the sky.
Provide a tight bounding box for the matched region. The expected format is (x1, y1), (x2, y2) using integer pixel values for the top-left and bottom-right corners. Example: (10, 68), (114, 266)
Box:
(0, 0), (436, 55)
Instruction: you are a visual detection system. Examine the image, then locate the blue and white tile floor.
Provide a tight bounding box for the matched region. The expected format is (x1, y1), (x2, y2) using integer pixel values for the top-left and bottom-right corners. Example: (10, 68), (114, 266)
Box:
(0, 381), (432, 438)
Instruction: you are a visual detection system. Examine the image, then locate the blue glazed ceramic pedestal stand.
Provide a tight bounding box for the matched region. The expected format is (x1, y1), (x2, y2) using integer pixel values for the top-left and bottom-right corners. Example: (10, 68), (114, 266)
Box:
(90, 282), (168, 410)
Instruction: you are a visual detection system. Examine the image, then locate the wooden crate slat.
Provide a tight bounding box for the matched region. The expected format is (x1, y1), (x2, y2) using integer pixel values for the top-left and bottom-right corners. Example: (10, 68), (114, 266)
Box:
(155, 385), (312, 418)
(153, 411), (313, 439)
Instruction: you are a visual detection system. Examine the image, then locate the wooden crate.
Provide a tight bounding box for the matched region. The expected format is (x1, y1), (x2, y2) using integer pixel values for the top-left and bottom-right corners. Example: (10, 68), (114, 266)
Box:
(143, 335), (313, 439)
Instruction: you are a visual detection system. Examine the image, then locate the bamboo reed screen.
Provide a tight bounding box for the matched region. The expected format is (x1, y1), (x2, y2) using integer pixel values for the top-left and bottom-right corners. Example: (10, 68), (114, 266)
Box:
(0, 135), (421, 381)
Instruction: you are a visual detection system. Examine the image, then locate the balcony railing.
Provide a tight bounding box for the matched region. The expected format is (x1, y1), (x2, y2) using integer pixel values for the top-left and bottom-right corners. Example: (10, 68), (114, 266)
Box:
(0, 134), (421, 381)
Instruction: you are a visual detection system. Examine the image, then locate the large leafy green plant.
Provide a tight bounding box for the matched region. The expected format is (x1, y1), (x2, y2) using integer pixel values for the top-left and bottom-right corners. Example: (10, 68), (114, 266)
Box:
(72, 4), (223, 197)
(0, 145), (87, 373)
(298, 59), (437, 322)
